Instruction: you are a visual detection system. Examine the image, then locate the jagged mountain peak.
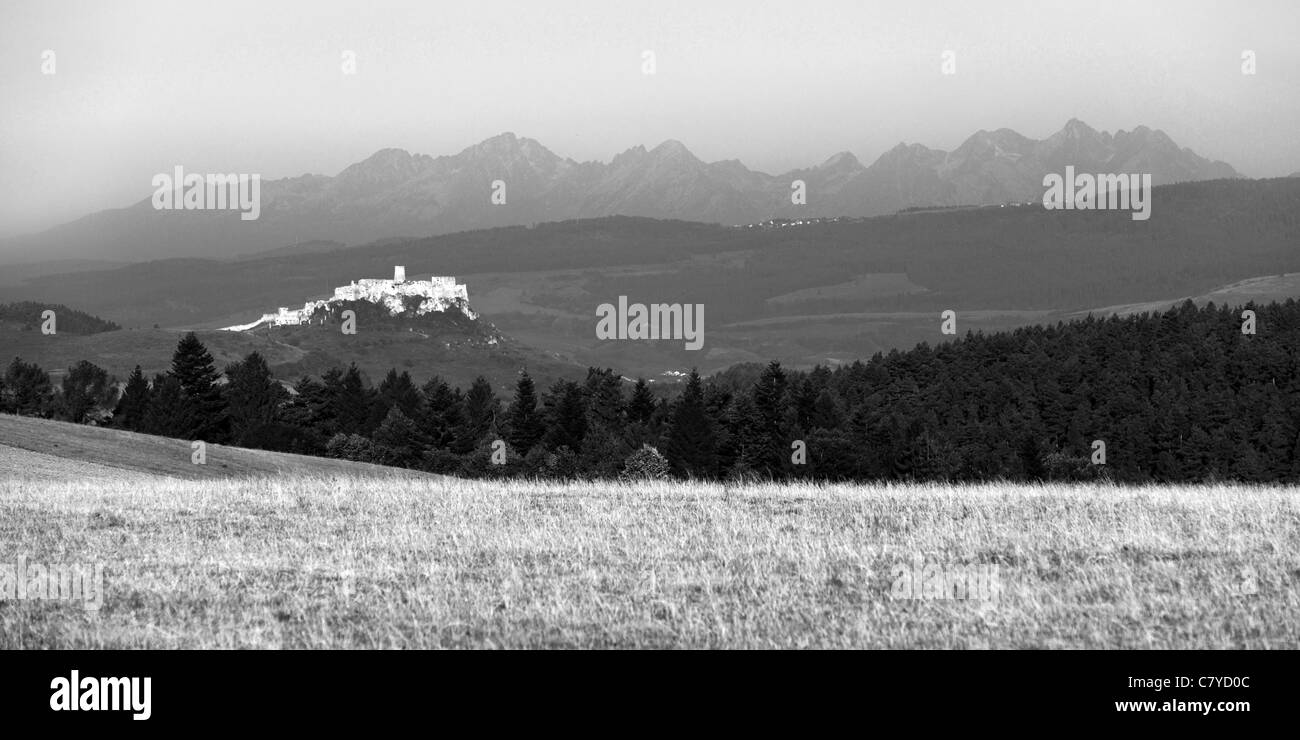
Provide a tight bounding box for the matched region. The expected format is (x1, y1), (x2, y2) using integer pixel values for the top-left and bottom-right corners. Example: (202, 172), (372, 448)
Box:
(334, 148), (435, 189)
(819, 151), (862, 169)
(4, 122), (1244, 263)
(1061, 117), (1100, 137)
(649, 139), (699, 161)
(876, 142), (944, 163)
(340, 147), (422, 170)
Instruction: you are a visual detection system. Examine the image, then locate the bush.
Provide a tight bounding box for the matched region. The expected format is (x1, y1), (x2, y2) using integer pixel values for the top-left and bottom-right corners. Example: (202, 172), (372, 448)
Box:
(325, 432), (375, 463)
(621, 444), (671, 481)
(544, 445), (580, 480)
(420, 448), (463, 475)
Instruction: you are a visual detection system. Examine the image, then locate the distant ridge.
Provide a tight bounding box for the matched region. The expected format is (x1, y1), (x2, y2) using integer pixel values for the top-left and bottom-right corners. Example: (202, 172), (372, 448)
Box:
(0, 120), (1239, 264)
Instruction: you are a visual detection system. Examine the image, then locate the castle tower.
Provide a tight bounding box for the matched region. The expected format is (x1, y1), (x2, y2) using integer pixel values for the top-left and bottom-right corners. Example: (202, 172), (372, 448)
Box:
(394, 265), (406, 283)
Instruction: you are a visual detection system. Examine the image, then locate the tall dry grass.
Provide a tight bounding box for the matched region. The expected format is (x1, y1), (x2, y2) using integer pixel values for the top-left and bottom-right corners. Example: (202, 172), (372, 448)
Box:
(1, 475), (1296, 648)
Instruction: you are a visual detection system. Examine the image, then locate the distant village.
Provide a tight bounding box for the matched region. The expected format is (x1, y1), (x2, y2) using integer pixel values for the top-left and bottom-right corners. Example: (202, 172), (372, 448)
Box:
(734, 201), (1040, 230)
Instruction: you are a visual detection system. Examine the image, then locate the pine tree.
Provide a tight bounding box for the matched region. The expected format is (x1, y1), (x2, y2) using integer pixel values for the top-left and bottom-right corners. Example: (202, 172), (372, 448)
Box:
(224, 351), (288, 447)
(377, 369), (422, 420)
(419, 375), (464, 450)
(506, 369), (544, 454)
(169, 332), (227, 440)
(579, 368), (629, 475)
(728, 393), (766, 477)
(542, 379), (586, 451)
(329, 363), (372, 435)
(790, 376), (819, 432)
(626, 378), (656, 424)
(457, 376), (500, 453)
(283, 375), (331, 453)
(665, 369), (716, 478)
(583, 368), (625, 430)
(750, 360), (790, 476)
(143, 374), (185, 437)
(371, 406), (428, 467)
(114, 365), (151, 430)
(810, 388), (843, 431)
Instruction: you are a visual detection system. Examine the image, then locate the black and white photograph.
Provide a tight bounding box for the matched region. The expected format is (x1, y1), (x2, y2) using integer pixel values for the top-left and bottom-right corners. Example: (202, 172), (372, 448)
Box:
(0, 0), (1296, 724)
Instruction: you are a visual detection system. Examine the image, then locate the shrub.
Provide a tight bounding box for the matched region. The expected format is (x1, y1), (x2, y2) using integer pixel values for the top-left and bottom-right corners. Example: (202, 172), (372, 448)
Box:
(621, 444), (671, 481)
(326, 432), (375, 463)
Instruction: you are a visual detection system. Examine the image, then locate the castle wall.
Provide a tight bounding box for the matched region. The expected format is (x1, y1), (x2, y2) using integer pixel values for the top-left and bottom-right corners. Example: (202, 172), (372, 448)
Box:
(222, 267), (474, 330)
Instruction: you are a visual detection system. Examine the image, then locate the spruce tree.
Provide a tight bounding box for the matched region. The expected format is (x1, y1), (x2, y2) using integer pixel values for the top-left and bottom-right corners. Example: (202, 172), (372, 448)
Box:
(506, 369), (544, 454)
(169, 332), (227, 440)
(377, 369), (422, 422)
(626, 378), (656, 424)
(542, 379), (586, 451)
(457, 376), (500, 453)
(330, 363), (372, 435)
(750, 361), (789, 476)
(419, 375), (464, 450)
(665, 369), (716, 478)
(224, 351), (287, 447)
(114, 365), (151, 430)
(371, 406), (428, 467)
(579, 368), (629, 475)
(143, 374), (185, 437)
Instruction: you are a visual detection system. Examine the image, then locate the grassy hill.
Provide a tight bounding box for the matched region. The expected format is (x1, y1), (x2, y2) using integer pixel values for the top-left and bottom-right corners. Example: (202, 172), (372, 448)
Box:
(1074, 272), (1300, 318)
(0, 414), (429, 481)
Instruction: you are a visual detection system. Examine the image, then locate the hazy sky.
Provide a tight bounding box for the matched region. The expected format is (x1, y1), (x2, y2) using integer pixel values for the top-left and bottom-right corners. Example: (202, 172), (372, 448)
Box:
(1, 0), (1297, 237)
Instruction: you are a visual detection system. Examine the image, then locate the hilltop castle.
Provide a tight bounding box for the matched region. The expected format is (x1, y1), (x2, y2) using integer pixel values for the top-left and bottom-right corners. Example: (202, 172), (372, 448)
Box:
(221, 266), (476, 331)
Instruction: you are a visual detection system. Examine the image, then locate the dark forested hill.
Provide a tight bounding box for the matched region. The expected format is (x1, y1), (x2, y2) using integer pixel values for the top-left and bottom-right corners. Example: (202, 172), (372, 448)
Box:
(790, 299), (1300, 483)
(0, 302), (120, 334)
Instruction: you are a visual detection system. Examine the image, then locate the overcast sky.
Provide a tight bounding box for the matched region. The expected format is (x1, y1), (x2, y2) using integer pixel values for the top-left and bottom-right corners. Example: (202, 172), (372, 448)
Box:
(1, 0), (1297, 237)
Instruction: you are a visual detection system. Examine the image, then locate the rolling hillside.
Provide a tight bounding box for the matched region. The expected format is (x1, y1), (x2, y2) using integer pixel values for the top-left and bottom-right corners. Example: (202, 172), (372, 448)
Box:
(0, 414), (432, 481)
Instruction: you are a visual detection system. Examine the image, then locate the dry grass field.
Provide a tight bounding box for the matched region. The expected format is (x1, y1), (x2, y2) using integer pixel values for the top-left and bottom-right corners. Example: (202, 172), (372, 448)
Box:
(2, 462), (1297, 648)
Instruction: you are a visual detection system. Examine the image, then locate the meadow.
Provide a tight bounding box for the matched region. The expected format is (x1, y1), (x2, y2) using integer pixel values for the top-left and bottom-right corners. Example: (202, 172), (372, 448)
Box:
(2, 468), (1296, 649)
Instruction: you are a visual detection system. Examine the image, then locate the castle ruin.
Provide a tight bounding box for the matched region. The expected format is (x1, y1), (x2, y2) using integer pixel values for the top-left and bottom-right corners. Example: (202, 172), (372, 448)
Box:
(221, 266), (475, 331)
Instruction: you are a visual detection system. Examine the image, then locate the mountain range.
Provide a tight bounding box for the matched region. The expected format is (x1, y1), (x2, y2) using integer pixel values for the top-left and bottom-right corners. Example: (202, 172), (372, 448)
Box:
(1, 119), (1239, 264)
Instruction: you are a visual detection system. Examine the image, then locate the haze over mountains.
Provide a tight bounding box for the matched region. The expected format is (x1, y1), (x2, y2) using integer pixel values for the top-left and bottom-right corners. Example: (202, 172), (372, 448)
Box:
(1, 119), (1238, 264)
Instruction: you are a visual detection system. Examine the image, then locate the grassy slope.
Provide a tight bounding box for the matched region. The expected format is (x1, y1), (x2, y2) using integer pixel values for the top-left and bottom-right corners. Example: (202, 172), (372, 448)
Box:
(1, 469), (1295, 648)
(0, 415), (427, 481)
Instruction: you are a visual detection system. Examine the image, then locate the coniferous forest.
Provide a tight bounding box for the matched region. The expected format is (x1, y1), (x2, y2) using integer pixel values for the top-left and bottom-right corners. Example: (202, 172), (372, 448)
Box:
(4, 299), (1300, 483)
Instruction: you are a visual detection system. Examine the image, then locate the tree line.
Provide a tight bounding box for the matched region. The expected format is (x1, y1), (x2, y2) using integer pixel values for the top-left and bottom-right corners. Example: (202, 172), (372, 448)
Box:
(4, 299), (1300, 483)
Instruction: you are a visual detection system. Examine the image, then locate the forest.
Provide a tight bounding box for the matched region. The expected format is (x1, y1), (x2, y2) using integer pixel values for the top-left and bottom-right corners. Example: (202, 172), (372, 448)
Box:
(4, 298), (1298, 483)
